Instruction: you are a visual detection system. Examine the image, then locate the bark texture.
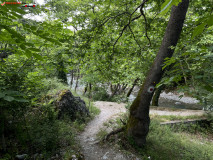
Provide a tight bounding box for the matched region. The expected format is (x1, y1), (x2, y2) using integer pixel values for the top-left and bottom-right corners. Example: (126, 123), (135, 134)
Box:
(126, 0), (189, 147)
(151, 84), (165, 106)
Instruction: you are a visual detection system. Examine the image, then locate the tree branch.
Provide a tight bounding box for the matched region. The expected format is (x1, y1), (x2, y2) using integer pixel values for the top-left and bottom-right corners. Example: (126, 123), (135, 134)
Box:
(99, 12), (131, 28)
(128, 25), (142, 50)
(140, 6), (151, 46)
(112, 0), (148, 53)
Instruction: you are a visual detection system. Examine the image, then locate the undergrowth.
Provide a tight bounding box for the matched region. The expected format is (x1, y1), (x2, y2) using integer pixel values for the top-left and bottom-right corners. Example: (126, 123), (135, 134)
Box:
(103, 113), (213, 160)
(0, 78), (100, 160)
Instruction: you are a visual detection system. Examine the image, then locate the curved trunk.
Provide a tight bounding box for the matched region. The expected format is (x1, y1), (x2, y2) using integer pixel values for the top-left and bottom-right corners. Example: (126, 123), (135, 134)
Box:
(126, 0), (189, 147)
(151, 84), (165, 106)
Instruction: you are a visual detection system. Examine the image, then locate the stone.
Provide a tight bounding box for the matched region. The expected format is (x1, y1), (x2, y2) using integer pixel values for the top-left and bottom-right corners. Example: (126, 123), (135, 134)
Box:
(56, 90), (89, 120)
(72, 155), (76, 158)
(102, 152), (109, 160)
(113, 153), (123, 160)
(175, 101), (181, 105)
(15, 154), (27, 160)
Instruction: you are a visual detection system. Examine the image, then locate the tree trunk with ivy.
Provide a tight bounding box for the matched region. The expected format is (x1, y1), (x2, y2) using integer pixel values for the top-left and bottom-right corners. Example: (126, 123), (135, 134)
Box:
(126, 0), (189, 147)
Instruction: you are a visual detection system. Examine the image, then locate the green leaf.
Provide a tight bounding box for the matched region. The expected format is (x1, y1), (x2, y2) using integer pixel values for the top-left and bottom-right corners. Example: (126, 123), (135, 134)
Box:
(204, 85), (213, 92)
(160, 0), (173, 15)
(4, 96), (15, 102)
(179, 95), (184, 99)
(192, 23), (205, 39)
(160, 0), (182, 15)
(206, 15), (213, 26)
(28, 48), (41, 52)
(14, 98), (29, 103)
(33, 53), (43, 60)
(24, 49), (32, 58)
(4, 90), (19, 96)
(11, 11), (22, 19)
(20, 44), (26, 50)
(0, 93), (5, 98)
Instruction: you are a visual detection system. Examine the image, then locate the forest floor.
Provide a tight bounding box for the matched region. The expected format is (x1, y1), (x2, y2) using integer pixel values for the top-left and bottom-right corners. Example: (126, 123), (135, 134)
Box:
(78, 101), (206, 160)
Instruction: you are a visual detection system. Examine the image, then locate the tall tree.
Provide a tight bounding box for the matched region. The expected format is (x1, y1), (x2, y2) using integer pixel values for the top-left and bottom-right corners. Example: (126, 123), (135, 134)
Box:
(126, 0), (189, 146)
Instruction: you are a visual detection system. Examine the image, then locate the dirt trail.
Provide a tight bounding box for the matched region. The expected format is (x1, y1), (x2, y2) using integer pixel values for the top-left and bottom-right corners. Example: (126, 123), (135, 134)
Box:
(78, 101), (137, 160)
(78, 101), (205, 160)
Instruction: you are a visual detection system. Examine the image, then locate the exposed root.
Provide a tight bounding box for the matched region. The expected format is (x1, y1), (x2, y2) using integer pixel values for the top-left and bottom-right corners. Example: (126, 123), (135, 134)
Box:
(103, 127), (125, 142)
(120, 118), (127, 125)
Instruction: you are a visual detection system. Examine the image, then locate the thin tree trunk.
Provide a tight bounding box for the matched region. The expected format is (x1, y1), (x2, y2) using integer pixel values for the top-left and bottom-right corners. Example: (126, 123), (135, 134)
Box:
(127, 78), (139, 98)
(179, 60), (188, 85)
(151, 84), (165, 106)
(122, 84), (128, 92)
(70, 70), (74, 88)
(119, 84), (128, 94)
(75, 69), (80, 92)
(110, 83), (114, 93)
(83, 83), (88, 95)
(127, 0), (189, 147)
(184, 56), (195, 89)
(110, 84), (119, 99)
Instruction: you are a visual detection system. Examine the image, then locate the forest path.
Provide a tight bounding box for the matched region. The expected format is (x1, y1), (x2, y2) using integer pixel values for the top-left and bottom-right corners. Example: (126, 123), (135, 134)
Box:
(78, 101), (205, 160)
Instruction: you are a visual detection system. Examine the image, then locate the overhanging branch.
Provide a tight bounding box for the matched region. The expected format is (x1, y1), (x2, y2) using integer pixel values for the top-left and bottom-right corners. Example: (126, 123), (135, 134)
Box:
(112, 0), (148, 53)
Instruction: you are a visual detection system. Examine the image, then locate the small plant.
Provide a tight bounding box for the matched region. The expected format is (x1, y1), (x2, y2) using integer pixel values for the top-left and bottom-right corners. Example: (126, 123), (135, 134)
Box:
(96, 129), (108, 140)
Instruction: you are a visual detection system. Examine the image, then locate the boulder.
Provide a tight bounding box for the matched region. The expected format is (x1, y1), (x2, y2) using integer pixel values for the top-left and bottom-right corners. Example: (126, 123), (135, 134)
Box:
(56, 90), (89, 120)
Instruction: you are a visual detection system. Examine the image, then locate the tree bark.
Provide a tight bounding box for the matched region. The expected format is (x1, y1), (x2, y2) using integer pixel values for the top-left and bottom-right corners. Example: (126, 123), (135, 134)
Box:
(121, 84), (128, 92)
(83, 83), (88, 95)
(126, 0), (189, 147)
(151, 84), (165, 106)
(110, 84), (119, 99)
(127, 78), (139, 97)
(75, 69), (80, 92)
(70, 70), (74, 88)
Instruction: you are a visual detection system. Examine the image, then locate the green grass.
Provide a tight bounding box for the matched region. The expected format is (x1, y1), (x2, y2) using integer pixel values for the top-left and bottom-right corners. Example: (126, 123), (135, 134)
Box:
(96, 129), (108, 140)
(140, 121), (213, 160)
(105, 113), (213, 160)
(151, 114), (207, 122)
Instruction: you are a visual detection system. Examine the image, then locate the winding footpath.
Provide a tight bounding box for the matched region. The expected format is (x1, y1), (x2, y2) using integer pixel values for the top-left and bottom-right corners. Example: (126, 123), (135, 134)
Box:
(78, 101), (205, 160)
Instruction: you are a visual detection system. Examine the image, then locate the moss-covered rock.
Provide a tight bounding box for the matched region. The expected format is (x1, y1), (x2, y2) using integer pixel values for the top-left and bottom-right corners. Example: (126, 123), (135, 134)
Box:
(56, 90), (89, 120)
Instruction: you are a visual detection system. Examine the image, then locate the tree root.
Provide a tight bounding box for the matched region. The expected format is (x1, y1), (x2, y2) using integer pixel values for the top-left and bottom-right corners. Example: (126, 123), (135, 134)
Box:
(103, 127), (125, 142)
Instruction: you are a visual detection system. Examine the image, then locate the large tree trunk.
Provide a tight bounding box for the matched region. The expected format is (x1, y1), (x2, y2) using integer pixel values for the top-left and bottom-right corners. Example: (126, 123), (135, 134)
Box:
(126, 0), (189, 147)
